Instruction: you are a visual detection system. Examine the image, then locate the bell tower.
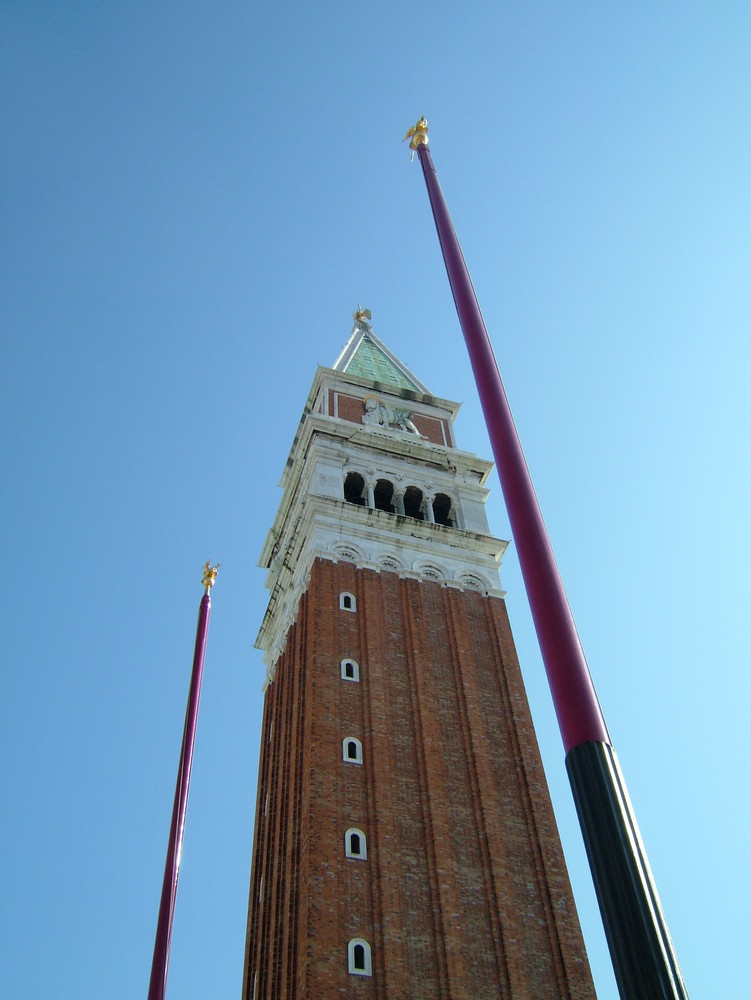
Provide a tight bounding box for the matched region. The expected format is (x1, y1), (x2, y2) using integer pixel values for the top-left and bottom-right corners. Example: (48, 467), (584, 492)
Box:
(242, 312), (596, 998)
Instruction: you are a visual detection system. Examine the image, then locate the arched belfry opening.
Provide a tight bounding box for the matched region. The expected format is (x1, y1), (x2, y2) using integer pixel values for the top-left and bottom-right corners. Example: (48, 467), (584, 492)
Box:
(403, 485), (424, 520)
(343, 472), (366, 506)
(433, 492), (454, 527)
(373, 478), (394, 513)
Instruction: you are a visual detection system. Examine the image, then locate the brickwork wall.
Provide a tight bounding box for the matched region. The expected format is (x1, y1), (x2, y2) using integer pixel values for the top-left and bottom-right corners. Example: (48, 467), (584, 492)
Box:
(332, 391), (448, 446)
(243, 558), (595, 999)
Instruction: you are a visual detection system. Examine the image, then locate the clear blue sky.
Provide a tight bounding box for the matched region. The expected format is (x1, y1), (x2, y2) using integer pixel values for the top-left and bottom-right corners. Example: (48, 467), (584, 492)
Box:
(2, 3), (750, 998)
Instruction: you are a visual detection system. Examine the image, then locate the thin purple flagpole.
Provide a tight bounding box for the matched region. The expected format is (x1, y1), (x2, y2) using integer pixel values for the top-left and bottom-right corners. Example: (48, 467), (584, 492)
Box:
(148, 562), (218, 1000)
(406, 118), (688, 999)
(407, 120), (606, 752)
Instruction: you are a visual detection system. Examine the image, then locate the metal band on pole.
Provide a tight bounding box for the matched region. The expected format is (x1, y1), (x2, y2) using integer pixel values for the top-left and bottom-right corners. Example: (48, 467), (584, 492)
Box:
(148, 562), (218, 1000)
(405, 118), (688, 1000)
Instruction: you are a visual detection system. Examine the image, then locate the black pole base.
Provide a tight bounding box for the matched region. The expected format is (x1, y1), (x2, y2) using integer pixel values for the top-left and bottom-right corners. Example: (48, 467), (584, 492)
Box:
(566, 741), (689, 1000)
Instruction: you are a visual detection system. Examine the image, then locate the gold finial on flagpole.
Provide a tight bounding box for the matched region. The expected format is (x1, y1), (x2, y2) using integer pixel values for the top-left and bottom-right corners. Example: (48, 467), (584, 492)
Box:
(202, 561), (220, 592)
(403, 117), (429, 161)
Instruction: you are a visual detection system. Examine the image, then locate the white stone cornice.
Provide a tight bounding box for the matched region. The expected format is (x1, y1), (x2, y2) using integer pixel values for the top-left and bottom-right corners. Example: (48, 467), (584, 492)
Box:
(256, 494), (508, 679)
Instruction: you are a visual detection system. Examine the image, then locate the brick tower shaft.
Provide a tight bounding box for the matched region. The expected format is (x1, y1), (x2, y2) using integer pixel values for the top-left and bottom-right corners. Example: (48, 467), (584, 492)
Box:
(242, 318), (595, 998)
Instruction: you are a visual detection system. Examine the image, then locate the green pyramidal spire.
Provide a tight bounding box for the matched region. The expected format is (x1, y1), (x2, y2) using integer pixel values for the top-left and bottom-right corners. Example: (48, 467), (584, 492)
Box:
(333, 308), (430, 394)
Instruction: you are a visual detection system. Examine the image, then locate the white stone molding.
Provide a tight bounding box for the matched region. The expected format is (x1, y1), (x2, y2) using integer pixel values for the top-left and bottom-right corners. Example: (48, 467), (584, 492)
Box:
(377, 554), (405, 573)
(347, 938), (372, 977)
(256, 364), (510, 686)
(344, 828), (367, 860)
(332, 542), (365, 563)
(456, 571), (492, 592)
(413, 560), (447, 582)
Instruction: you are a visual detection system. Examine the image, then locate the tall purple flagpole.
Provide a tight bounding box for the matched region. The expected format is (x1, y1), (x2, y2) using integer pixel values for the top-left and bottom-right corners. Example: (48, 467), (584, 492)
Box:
(405, 118), (689, 1000)
(148, 562), (219, 1000)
